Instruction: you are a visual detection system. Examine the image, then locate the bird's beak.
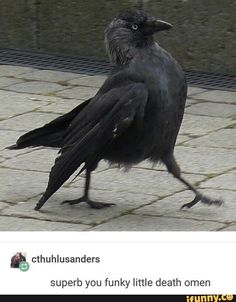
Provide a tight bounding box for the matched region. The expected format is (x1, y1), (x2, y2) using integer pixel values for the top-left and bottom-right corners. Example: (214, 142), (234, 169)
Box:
(153, 19), (173, 31)
(144, 19), (173, 34)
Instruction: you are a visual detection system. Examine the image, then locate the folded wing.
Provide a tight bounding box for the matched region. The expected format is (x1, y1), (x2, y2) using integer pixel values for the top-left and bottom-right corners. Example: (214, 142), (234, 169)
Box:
(41, 81), (148, 202)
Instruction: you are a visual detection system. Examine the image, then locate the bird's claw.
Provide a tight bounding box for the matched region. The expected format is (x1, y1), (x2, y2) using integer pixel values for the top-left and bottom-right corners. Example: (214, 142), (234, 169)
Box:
(62, 197), (115, 209)
(61, 198), (85, 205)
(181, 194), (223, 210)
(87, 200), (115, 209)
(200, 195), (223, 207)
(180, 195), (200, 210)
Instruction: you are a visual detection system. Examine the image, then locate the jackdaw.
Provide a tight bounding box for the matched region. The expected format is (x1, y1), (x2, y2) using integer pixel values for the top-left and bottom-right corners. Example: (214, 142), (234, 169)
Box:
(8, 10), (223, 210)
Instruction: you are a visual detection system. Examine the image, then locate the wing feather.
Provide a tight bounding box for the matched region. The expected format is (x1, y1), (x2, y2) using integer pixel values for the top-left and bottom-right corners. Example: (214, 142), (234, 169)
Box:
(40, 82), (148, 202)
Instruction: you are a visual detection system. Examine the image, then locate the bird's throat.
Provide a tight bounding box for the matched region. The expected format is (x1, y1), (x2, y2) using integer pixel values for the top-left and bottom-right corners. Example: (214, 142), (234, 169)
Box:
(106, 40), (135, 65)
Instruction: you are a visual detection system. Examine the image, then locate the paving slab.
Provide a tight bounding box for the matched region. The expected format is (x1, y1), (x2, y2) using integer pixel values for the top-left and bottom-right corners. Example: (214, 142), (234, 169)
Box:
(0, 156), (6, 163)
(179, 114), (234, 136)
(134, 189), (236, 224)
(1, 148), (111, 175)
(0, 129), (37, 158)
(192, 90), (236, 104)
(176, 134), (191, 145)
(90, 214), (225, 231)
(185, 102), (236, 118)
(0, 112), (60, 131)
(15, 69), (84, 82)
(0, 65), (34, 76)
(184, 128), (236, 149)
(2, 148), (58, 172)
(0, 216), (90, 231)
(0, 76), (24, 88)
(0, 130), (26, 150)
(175, 146), (236, 174)
(1, 187), (158, 225)
(68, 75), (107, 87)
(133, 146), (236, 177)
(71, 168), (206, 197)
(56, 86), (99, 99)
(0, 90), (49, 120)
(185, 98), (199, 107)
(200, 171), (236, 191)
(219, 224), (236, 231)
(133, 160), (165, 171)
(187, 87), (207, 96)
(5, 81), (65, 94)
(0, 202), (9, 211)
(38, 98), (84, 114)
(22, 94), (71, 104)
(0, 168), (49, 203)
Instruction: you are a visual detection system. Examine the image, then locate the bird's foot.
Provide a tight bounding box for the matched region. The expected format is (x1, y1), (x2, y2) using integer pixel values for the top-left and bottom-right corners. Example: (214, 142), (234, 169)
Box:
(87, 200), (115, 209)
(62, 197), (115, 209)
(181, 194), (223, 210)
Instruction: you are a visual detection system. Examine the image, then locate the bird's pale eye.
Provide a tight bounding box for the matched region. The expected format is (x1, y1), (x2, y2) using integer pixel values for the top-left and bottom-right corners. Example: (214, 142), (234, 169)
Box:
(132, 24), (138, 30)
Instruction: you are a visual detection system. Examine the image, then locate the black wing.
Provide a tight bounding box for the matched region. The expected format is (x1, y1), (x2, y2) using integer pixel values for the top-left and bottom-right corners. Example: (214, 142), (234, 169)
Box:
(39, 81), (148, 204)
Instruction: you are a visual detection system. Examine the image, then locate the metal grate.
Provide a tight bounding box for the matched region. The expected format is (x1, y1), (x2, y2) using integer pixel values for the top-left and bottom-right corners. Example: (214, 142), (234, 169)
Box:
(0, 48), (236, 91)
(184, 70), (236, 92)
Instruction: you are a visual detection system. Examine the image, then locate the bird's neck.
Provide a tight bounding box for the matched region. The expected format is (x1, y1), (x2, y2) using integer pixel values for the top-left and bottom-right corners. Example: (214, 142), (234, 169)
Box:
(107, 44), (136, 66)
(106, 37), (155, 66)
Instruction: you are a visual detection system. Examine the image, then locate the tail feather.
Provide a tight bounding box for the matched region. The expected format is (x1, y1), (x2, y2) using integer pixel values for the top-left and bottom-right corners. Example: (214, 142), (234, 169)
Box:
(7, 144), (19, 150)
(7, 128), (66, 150)
(6, 99), (91, 150)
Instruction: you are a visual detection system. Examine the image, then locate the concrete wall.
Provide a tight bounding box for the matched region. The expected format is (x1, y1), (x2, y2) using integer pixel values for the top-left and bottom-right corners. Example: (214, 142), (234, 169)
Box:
(0, 0), (235, 75)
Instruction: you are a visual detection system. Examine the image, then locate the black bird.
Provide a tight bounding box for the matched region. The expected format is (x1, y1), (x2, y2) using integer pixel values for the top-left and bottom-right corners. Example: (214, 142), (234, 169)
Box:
(8, 10), (223, 211)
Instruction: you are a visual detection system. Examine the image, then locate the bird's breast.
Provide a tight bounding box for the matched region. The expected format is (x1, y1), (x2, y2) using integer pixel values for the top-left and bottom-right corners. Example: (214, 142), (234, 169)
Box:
(104, 46), (186, 166)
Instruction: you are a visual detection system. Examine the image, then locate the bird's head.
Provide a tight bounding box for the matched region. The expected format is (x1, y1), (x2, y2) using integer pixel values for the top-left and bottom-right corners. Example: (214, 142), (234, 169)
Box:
(105, 10), (172, 65)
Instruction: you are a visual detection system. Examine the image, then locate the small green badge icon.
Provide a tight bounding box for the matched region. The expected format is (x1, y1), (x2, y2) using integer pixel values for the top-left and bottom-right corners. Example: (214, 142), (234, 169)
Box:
(19, 261), (30, 272)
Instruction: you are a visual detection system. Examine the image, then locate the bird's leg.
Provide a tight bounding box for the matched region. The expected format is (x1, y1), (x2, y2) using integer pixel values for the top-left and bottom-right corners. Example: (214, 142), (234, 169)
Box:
(62, 169), (115, 209)
(163, 155), (223, 209)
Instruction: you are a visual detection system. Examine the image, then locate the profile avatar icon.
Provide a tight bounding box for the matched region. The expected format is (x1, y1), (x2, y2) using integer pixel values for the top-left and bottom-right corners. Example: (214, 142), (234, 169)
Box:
(10, 252), (27, 268)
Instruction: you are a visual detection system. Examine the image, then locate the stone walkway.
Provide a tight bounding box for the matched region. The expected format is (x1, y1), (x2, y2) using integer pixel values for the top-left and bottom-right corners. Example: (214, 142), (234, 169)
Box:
(0, 64), (236, 231)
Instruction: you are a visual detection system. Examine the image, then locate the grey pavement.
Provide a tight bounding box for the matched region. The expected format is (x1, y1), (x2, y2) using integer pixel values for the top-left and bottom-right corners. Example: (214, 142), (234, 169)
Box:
(0, 64), (236, 231)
